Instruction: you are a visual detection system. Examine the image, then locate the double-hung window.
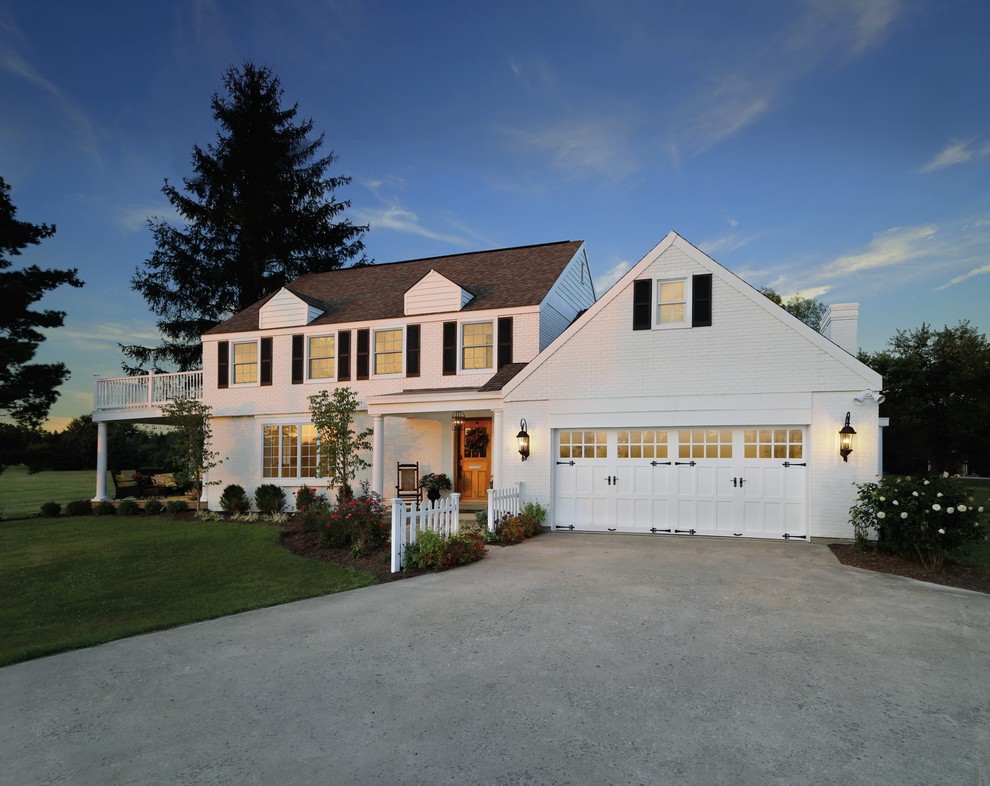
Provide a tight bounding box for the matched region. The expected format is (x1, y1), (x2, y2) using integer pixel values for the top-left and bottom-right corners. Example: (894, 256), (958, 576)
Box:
(374, 328), (403, 375)
(657, 279), (687, 326)
(308, 335), (335, 380)
(232, 341), (258, 384)
(462, 322), (493, 370)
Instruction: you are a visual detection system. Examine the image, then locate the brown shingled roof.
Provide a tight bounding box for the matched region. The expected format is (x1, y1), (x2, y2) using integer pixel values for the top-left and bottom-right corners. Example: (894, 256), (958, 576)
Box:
(204, 241), (583, 335)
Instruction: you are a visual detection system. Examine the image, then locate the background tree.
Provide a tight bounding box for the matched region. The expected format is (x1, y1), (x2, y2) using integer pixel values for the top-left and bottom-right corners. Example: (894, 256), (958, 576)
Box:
(0, 176), (84, 429)
(758, 287), (827, 329)
(309, 387), (372, 500)
(125, 62), (369, 372)
(860, 321), (990, 475)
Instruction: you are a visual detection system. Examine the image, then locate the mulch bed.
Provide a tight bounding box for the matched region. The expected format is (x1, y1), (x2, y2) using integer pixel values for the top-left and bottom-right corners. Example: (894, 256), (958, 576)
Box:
(279, 523), (427, 582)
(829, 543), (990, 594)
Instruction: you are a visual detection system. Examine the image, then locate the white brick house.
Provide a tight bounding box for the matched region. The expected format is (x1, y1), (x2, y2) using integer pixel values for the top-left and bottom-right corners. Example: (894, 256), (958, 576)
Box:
(92, 231), (882, 540)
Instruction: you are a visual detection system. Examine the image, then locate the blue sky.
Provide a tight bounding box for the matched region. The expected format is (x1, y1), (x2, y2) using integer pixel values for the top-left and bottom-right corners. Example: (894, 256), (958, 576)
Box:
(2, 0), (988, 429)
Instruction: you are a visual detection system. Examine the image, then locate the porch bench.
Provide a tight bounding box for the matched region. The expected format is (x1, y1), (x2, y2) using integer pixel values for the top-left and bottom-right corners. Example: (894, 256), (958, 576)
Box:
(141, 469), (182, 497)
(111, 470), (146, 499)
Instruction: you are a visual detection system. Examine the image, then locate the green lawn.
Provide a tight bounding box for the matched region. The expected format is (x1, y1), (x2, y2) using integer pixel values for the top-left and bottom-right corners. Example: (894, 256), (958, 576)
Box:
(0, 515), (377, 666)
(0, 465), (104, 519)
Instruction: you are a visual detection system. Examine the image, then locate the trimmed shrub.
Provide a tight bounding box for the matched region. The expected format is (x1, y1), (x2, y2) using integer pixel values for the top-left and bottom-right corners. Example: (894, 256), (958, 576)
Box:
(65, 499), (93, 516)
(143, 499), (164, 515)
(165, 499), (190, 515)
(219, 484), (251, 515)
(39, 501), (61, 518)
(850, 473), (986, 570)
(295, 484), (327, 511)
(296, 485), (330, 533)
(94, 500), (117, 516)
(316, 493), (388, 551)
(117, 499), (141, 516)
(254, 484), (286, 515)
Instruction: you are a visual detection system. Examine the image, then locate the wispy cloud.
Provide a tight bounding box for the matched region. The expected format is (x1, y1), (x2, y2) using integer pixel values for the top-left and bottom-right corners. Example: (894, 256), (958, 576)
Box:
(700, 230), (762, 256)
(670, 0), (903, 157)
(933, 263), (990, 291)
(351, 204), (472, 246)
(919, 138), (990, 173)
(115, 203), (182, 233)
(0, 26), (101, 166)
(820, 225), (938, 277)
(500, 117), (640, 182)
(594, 259), (630, 294)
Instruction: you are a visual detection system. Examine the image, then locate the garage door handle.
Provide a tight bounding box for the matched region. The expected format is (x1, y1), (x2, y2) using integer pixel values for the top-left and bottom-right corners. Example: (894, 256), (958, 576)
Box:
(650, 461), (671, 466)
(556, 460), (575, 466)
(782, 461), (807, 467)
(674, 461), (696, 466)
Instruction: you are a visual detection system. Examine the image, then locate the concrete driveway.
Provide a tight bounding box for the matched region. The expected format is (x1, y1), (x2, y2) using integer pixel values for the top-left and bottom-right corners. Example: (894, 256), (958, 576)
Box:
(2, 534), (988, 786)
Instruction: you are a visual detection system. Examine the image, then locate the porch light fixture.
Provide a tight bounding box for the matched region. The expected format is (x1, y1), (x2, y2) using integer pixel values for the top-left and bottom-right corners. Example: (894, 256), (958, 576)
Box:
(839, 411), (856, 462)
(451, 411), (465, 431)
(517, 419), (530, 461)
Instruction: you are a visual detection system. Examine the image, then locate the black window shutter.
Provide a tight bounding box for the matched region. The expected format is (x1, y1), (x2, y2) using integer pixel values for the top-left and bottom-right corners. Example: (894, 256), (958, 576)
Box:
(632, 279), (652, 330)
(692, 274), (713, 327)
(217, 341), (229, 389)
(356, 329), (370, 380)
(338, 330), (351, 381)
(291, 335), (304, 384)
(497, 317), (513, 368)
(442, 321), (457, 375)
(260, 337), (273, 386)
(406, 324), (420, 377)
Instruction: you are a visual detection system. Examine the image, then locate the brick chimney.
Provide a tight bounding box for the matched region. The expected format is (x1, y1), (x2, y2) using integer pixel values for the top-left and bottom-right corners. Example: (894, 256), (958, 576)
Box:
(819, 303), (859, 354)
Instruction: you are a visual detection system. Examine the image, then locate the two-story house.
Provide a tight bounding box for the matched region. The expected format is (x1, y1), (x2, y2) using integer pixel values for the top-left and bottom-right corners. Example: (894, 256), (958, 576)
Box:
(93, 231), (882, 541)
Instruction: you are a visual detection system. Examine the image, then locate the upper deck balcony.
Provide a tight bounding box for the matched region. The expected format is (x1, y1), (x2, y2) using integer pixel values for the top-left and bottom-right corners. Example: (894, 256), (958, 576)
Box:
(93, 370), (203, 421)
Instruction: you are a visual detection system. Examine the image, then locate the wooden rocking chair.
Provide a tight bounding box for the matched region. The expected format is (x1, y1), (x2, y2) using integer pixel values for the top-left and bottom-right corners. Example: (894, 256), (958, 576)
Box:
(396, 462), (421, 504)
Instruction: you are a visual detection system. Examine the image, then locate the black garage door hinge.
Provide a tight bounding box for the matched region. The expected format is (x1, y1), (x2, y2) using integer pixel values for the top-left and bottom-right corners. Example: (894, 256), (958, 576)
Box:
(650, 527), (672, 534)
(650, 461), (672, 466)
(782, 533), (807, 540)
(674, 461), (697, 466)
(674, 529), (696, 535)
(555, 524), (576, 531)
(556, 460), (575, 466)
(782, 461), (807, 468)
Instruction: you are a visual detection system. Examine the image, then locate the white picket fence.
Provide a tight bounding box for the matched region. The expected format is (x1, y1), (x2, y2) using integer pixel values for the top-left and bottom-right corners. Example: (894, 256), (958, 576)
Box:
(390, 493), (461, 573)
(487, 483), (523, 532)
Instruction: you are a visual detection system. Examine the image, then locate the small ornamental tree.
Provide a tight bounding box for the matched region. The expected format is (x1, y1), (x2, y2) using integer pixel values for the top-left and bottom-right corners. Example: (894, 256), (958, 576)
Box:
(161, 397), (222, 509)
(309, 387), (372, 500)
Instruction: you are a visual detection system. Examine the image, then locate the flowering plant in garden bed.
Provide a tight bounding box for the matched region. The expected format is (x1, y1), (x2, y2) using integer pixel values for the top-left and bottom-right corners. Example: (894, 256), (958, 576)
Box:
(317, 491), (389, 558)
(402, 528), (487, 571)
(850, 473), (986, 570)
(490, 501), (548, 544)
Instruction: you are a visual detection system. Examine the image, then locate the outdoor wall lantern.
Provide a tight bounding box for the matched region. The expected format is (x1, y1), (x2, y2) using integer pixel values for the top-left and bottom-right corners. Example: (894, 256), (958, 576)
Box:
(839, 411), (856, 462)
(517, 419), (530, 461)
(451, 411), (465, 431)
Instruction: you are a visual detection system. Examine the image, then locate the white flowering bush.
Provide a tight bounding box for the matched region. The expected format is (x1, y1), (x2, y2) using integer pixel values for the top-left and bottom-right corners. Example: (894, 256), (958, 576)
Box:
(850, 473), (986, 570)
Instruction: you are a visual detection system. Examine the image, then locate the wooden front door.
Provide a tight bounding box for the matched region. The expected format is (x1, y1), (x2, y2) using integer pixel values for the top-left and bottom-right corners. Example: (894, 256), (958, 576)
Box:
(458, 418), (491, 501)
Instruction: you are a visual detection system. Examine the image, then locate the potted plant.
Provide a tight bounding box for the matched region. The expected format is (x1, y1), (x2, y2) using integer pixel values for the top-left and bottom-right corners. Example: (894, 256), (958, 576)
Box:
(419, 472), (452, 503)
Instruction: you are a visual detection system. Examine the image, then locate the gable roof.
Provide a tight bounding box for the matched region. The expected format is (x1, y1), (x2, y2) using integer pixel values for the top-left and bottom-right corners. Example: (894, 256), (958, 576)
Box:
(502, 231), (882, 396)
(204, 241), (584, 335)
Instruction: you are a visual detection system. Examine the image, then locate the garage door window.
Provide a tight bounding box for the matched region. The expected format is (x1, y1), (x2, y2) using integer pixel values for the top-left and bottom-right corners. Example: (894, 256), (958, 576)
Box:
(618, 430), (668, 459)
(559, 430), (607, 459)
(679, 428), (732, 459)
(744, 428), (803, 459)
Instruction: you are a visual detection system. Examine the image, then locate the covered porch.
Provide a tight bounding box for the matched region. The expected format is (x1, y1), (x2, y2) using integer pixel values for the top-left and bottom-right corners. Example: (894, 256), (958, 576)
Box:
(367, 388), (509, 510)
(91, 370), (203, 501)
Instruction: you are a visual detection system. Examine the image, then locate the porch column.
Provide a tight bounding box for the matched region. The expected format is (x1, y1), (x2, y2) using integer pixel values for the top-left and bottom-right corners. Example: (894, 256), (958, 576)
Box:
(371, 414), (384, 496)
(492, 409), (503, 489)
(93, 420), (109, 501)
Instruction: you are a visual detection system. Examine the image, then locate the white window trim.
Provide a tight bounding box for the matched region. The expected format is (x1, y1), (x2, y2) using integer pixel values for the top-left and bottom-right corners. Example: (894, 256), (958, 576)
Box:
(654, 277), (692, 330)
(459, 319), (495, 374)
(305, 332), (337, 383)
(372, 326), (405, 377)
(261, 422), (321, 483)
(231, 339), (261, 386)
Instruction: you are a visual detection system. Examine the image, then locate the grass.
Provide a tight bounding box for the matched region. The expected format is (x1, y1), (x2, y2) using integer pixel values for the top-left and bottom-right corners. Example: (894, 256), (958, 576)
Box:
(0, 465), (104, 519)
(0, 515), (377, 666)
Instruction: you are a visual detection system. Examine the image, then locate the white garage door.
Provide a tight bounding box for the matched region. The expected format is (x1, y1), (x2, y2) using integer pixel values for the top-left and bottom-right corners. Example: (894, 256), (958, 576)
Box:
(553, 427), (807, 539)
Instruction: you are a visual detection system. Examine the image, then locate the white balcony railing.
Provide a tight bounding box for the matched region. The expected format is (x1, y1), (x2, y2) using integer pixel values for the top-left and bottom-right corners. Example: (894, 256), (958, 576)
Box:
(94, 370), (203, 411)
